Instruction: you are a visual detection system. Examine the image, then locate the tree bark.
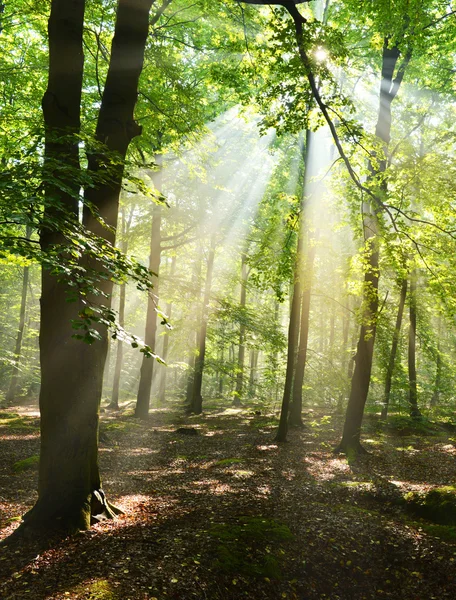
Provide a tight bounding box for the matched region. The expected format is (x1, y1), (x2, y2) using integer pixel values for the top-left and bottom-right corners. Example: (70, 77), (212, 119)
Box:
(275, 236), (303, 441)
(248, 348), (258, 398)
(5, 225), (32, 405)
(408, 270), (421, 418)
(20, 0), (154, 535)
(335, 40), (408, 456)
(188, 236), (216, 414)
(381, 278), (407, 419)
(233, 253), (248, 406)
(288, 230), (317, 427)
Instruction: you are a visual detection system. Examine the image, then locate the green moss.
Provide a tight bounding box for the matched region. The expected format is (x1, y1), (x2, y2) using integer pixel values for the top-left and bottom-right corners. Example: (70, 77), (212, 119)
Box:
(0, 412), (20, 419)
(13, 455), (39, 473)
(71, 579), (119, 599)
(214, 457), (245, 467)
(404, 487), (456, 525)
(103, 421), (140, 432)
(0, 415), (39, 431)
(209, 517), (293, 579)
(249, 418), (277, 429)
(420, 523), (456, 542)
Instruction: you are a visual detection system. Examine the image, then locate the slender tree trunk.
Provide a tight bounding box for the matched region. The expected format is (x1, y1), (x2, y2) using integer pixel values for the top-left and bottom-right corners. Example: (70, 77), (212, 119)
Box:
(275, 133), (310, 441)
(21, 0), (154, 535)
(136, 158), (163, 419)
(189, 237), (216, 414)
(248, 349), (258, 398)
(234, 253), (247, 406)
(5, 225), (32, 405)
(408, 270), (421, 418)
(218, 345), (224, 396)
(431, 317), (442, 407)
(381, 278), (407, 419)
(109, 206), (134, 410)
(336, 40), (409, 456)
(289, 231), (317, 427)
(185, 250), (202, 405)
(158, 255), (176, 405)
(275, 231), (303, 441)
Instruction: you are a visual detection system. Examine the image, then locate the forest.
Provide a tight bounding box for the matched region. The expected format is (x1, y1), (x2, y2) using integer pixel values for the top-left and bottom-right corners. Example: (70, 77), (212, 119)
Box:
(0, 0), (456, 598)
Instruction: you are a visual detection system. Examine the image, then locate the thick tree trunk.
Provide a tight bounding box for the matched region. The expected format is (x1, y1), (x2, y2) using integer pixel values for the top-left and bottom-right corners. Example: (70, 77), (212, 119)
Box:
(408, 270), (421, 418)
(5, 225), (32, 405)
(189, 237), (216, 414)
(136, 160), (163, 419)
(20, 0), (154, 535)
(233, 253), (247, 406)
(335, 40), (407, 456)
(381, 278), (407, 419)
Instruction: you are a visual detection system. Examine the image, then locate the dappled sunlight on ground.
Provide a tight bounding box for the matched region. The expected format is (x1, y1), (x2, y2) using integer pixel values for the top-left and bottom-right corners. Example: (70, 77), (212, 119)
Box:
(304, 453), (351, 481)
(2, 404), (456, 599)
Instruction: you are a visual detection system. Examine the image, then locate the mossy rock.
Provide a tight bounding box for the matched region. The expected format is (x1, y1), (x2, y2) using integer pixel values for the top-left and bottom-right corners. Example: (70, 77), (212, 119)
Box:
(420, 523), (456, 543)
(13, 455), (40, 473)
(404, 486), (456, 525)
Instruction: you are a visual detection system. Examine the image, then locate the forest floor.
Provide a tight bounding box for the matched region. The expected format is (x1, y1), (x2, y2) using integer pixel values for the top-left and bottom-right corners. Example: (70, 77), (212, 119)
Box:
(1, 398), (456, 599)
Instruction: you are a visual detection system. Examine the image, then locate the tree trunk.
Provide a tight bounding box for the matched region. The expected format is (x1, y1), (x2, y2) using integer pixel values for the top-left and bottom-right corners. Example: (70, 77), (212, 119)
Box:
(248, 349), (258, 398)
(233, 253), (247, 406)
(5, 225), (32, 405)
(408, 270), (421, 418)
(136, 159), (163, 419)
(109, 206), (134, 410)
(275, 232), (303, 441)
(158, 255), (176, 405)
(335, 40), (408, 456)
(381, 278), (407, 419)
(430, 317), (442, 407)
(288, 231), (317, 427)
(21, 0), (154, 535)
(185, 250), (202, 405)
(188, 237), (216, 414)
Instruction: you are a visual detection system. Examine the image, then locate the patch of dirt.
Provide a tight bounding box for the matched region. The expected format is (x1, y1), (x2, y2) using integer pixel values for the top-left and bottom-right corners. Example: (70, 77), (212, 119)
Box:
(1, 401), (456, 599)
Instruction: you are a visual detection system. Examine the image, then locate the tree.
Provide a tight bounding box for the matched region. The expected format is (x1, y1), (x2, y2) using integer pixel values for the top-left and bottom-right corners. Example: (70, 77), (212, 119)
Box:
(233, 252), (248, 406)
(408, 269), (421, 418)
(188, 235), (216, 414)
(109, 206), (135, 411)
(381, 278), (407, 420)
(136, 159), (163, 419)
(5, 225), (32, 405)
(18, 0), (158, 535)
